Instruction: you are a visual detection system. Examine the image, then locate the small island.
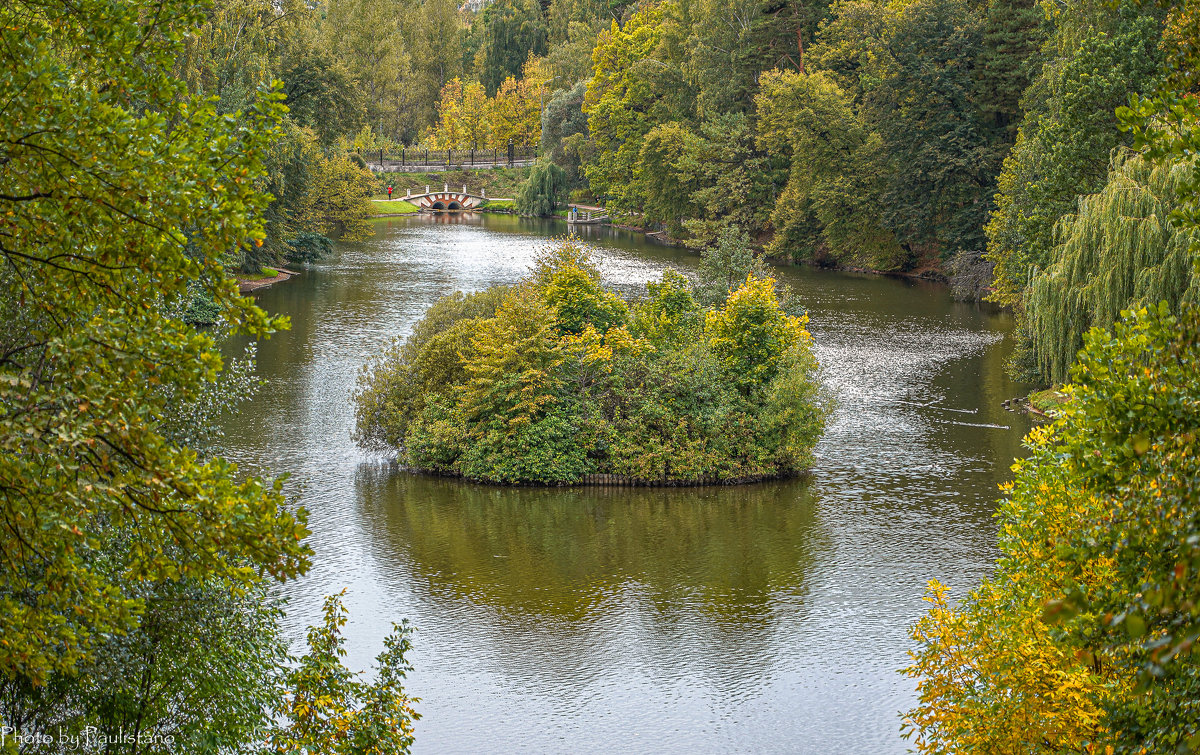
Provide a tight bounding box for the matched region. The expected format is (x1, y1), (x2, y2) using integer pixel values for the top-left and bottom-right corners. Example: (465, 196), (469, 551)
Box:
(354, 239), (830, 485)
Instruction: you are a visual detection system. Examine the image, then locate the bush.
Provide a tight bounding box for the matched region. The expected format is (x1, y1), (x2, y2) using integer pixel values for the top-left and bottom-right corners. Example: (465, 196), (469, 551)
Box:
(903, 303), (1200, 752)
(285, 231), (334, 264)
(354, 238), (830, 484)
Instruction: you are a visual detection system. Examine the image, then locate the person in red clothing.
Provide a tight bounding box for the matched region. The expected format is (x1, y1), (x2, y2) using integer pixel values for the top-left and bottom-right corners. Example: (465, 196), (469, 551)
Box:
(387, 184), (393, 200)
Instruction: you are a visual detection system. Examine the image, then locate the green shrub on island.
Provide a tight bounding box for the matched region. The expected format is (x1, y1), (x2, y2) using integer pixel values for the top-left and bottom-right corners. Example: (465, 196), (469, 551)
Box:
(354, 240), (830, 484)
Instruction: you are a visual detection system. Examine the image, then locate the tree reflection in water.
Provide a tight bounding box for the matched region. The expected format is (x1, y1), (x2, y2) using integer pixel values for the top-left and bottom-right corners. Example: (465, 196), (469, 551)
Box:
(353, 465), (829, 690)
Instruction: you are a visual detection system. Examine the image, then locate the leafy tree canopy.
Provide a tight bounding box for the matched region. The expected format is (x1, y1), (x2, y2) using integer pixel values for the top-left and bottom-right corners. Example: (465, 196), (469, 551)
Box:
(1, 0), (312, 685)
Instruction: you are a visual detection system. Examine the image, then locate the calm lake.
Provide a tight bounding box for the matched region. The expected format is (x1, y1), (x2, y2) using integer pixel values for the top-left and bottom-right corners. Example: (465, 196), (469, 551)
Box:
(221, 213), (1034, 753)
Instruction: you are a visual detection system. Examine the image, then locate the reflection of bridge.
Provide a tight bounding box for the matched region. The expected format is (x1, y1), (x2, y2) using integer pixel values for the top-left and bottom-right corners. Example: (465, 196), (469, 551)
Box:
(400, 184), (510, 212)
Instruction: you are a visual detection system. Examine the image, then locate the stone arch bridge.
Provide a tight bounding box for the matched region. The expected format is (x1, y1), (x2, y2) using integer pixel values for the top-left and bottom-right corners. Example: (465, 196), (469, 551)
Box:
(396, 184), (510, 212)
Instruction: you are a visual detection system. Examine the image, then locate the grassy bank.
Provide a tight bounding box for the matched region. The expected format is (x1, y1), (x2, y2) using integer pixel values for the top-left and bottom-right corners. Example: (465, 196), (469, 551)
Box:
(237, 266), (279, 281)
(1028, 387), (1070, 415)
(371, 199), (420, 215)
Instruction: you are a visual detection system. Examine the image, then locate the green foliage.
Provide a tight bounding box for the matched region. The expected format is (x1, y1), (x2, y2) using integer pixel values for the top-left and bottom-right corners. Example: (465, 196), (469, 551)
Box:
(1024, 152), (1199, 383)
(583, 2), (690, 211)
(976, 0), (1048, 139)
(756, 69), (903, 267)
(986, 0), (1166, 307)
(355, 287), (510, 450)
(866, 0), (1001, 258)
(805, 0), (891, 104)
(545, 0), (613, 45)
(688, 0), (825, 118)
(1056, 304), (1200, 752)
(541, 81), (591, 186)
(628, 270), (703, 346)
(905, 8), (1200, 750)
(679, 112), (782, 248)
(540, 262), (629, 334)
(793, 0), (1009, 263)
(183, 283), (225, 326)
(978, 0), (1172, 385)
(270, 591), (420, 755)
(635, 122), (705, 234)
(695, 225), (777, 307)
(705, 275), (809, 392)
(1118, 0), (1200, 246)
(174, 0), (375, 271)
(478, 0), (549, 95)
(600, 343), (754, 482)
(421, 282), (591, 484)
(1, 1), (419, 751)
(354, 238), (830, 484)
(323, 0), (461, 144)
(281, 49), (366, 148)
(302, 147), (378, 240)
(561, 0), (1055, 264)
(2, 576), (289, 753)
(517, 161), (569, 216)
(1, 0), (311, 687)
(287, 231), (336, 264)
(903, 303), (1200, 752)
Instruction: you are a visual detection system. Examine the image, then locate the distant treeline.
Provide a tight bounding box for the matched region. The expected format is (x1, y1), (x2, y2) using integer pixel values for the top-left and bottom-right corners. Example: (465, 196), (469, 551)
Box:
(181, 0), (1196, 379)
(346, 0), (1190, 386)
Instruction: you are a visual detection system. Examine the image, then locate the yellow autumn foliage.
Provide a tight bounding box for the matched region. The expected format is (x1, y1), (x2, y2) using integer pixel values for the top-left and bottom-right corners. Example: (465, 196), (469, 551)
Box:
(905, 303), (1200, 752)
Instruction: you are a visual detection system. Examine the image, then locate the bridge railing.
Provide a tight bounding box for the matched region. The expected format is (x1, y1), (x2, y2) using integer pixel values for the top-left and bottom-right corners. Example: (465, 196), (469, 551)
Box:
(372, 146), (538, 171)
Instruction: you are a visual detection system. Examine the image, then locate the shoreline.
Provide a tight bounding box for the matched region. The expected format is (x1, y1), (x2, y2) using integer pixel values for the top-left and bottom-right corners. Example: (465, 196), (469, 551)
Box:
(237, 267), (297, 293)
(385, 462), (805, 488)
(369, 205), (975, 289)
(601, 218), (954, 284)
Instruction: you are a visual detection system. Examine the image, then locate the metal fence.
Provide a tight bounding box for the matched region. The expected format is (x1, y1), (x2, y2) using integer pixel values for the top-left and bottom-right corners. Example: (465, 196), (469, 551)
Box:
(371, 145), (538, 171)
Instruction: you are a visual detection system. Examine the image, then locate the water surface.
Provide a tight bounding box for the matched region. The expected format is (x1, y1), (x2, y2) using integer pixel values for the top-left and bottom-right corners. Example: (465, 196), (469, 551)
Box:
(222, 213), (1033, 753)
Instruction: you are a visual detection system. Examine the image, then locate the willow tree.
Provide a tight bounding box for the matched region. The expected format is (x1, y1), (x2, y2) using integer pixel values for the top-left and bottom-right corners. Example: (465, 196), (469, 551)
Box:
(984, 0), (1165, 308)
(517, 161), (568, 216)
(1024, 152), (1199, 383)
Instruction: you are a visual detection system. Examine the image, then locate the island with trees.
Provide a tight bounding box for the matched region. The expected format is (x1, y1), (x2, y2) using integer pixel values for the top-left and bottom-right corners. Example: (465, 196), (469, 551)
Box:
(354, 240), (829, 484)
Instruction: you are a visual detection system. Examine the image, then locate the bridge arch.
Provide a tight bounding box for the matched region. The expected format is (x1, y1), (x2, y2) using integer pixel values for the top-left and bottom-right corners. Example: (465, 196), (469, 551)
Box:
(405, 189), (494, 212)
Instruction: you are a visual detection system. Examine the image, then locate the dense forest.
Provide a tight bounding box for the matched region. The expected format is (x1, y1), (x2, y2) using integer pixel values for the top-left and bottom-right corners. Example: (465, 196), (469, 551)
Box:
(3, 0), (1200, 749)
(415, 0), (1193, 388)
(54, 0), (1190, 387)
(195, 0), (1197, 387)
